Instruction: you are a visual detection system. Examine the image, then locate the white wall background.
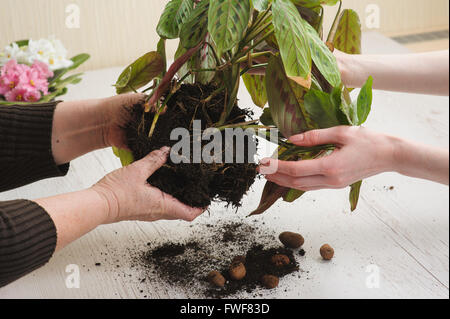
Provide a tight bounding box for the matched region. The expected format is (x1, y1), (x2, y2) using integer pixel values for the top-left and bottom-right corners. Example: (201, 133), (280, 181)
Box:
(0, 0), (448, 71)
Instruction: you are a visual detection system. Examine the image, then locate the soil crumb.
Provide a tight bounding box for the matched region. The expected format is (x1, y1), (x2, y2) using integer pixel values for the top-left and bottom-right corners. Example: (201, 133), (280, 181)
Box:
(134, 220), (303, 298)
(126, 83), (258, 208)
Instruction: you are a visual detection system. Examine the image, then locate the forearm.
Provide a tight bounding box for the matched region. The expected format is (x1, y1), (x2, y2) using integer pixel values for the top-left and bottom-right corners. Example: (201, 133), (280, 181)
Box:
(34, 188), (109, 251)
(338, 50), (449, 95)
(390, 137), (449, 185)
(52, 99), (108, 165)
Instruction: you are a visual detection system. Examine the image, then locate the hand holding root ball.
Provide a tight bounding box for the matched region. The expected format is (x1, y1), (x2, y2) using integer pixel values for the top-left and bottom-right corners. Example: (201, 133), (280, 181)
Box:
(92, 147), (204, 224)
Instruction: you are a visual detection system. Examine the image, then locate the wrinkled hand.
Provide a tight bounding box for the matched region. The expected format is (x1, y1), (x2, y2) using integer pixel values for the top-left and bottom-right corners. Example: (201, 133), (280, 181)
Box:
(92, 147), (205, 223)
(259, 126), (396, 191)
(99, 93), (146, 150)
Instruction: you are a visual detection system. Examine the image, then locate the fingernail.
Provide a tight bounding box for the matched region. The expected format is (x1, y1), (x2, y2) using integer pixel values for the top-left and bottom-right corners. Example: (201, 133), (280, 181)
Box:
(260, 158), (270, 166)
(161, 146), (170, 154)
(289, 134), (304, 143)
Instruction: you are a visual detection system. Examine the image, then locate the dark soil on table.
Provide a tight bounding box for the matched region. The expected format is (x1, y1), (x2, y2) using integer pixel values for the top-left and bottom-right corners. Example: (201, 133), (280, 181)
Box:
(140, 221), (302, 298)
(126, 83), (258, 208)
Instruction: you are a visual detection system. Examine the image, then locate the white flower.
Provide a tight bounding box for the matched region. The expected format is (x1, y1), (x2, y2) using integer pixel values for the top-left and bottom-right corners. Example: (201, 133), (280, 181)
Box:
(1, 36), (74, 70)
(27, 36), (73, 70)
(0, 43), (20, 65)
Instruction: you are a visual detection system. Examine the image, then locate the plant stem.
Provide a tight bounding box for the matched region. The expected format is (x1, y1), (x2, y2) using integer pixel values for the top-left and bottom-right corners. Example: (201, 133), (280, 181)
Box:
(240, 63), (268, 76)
(178, 70), (193, 84)
(235, 51), (273, 64)
(326, 0), (343, 43)
(236, 30), (275, 63)
(205, 41), (221, 66)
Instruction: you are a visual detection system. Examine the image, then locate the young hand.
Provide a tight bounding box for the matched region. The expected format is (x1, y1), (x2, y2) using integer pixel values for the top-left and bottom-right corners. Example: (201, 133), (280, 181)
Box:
(259, 126), (397, 191)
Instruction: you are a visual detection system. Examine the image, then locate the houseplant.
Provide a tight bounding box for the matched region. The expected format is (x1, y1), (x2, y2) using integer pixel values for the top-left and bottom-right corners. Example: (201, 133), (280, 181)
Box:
(113, 0), (373, 214)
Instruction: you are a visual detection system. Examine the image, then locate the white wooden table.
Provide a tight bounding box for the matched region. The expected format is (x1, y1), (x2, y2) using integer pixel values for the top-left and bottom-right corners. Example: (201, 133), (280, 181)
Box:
(0, 32), (448, 299)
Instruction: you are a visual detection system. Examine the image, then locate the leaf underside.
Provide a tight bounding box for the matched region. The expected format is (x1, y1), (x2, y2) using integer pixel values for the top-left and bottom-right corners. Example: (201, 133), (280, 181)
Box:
(333, 9), (362, 55)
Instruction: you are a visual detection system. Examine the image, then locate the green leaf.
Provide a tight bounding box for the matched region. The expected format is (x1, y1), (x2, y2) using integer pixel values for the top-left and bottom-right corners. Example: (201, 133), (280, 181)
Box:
(68, 53), (90, 71)
(53, 73), (83, 89)
(115, 51), (164, 94)
(253, 0), (271, 11)
(302, 20), (341, 88)
(265, 56), (310, 138)
(13, 39), (29, 47)
(349, 180), (362, 211)
(283, 188), (305, 202)
(297, 5), (323, 32)
(333, 9), (362, 54)
(272, 0), (312, 88)
(157, 38), (167, 77)
(49, 54), (90, 84)
(174, 44), (195, 83)
(337, 87), (356, 125)
(291, 0), (339, 7)
(180, 0), (210, 49)
(356, 76), (373, 125)
(112, 147), (135, 167)
(157, 0), (195, 39)
(208, 0), (252, 57)
(242, 73), (267, 108)
(304, 88), (342, 129)
(260, 107), (275, 126)
(220, 64), (241, 123)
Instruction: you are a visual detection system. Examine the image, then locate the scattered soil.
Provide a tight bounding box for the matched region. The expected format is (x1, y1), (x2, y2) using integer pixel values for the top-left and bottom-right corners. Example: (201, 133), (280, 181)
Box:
(126, 83), (258, 208)
(138, 221), (303, 298)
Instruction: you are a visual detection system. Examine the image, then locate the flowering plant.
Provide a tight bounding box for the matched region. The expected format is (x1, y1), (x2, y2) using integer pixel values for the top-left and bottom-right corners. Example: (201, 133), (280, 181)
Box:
(0, 36), (89, 105)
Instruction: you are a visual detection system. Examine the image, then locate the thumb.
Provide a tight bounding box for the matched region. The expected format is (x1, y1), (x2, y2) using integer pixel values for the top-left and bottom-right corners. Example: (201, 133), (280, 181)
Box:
(131, 147), (171, 178)
(289, 126), (349, 146)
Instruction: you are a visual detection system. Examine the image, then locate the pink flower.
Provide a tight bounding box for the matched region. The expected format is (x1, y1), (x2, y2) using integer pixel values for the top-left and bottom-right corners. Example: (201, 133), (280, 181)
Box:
(4, 87), (28, 102)
(23, 88), (42, 102)
(0, 59), (52, 102)
(31, 60), (54, 79)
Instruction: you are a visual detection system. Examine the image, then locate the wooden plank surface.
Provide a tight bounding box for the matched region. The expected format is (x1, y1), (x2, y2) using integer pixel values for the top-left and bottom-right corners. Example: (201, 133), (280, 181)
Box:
(0, 32), (448, 299)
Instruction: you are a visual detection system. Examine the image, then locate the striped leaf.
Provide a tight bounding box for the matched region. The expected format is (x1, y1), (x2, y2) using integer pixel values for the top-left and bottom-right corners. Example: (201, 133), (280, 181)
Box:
(253, 0), (272, 11)
(302, 19), (341, 88)
(265, 56), (310, 138)
(291, 0), (339, 7)
(207, 0), (252, 57)
(242, 73), (267, 108)
(272, 0), (312, 88)
(115, 52), (164, 94)
(157, 0), (195, 39)
(195, 34), (217, 84)
(333, 9), (362, 54)
(180, 0), (210, 48)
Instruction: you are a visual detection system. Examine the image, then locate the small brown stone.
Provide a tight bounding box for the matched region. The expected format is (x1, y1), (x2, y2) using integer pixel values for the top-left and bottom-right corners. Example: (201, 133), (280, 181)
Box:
(229, 262), (246, 281)
(270, 254), (290, 267)
(261, 275), (279, 289)
(279, 232), (304, 249)
(208, 271), (225, 287)
(320, 244), (334, 260)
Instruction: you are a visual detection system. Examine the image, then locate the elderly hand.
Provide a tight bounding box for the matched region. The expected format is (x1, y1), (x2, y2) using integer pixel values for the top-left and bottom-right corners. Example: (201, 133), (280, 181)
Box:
(52, 93), (145, 165)
(92, 147), (205, 223)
